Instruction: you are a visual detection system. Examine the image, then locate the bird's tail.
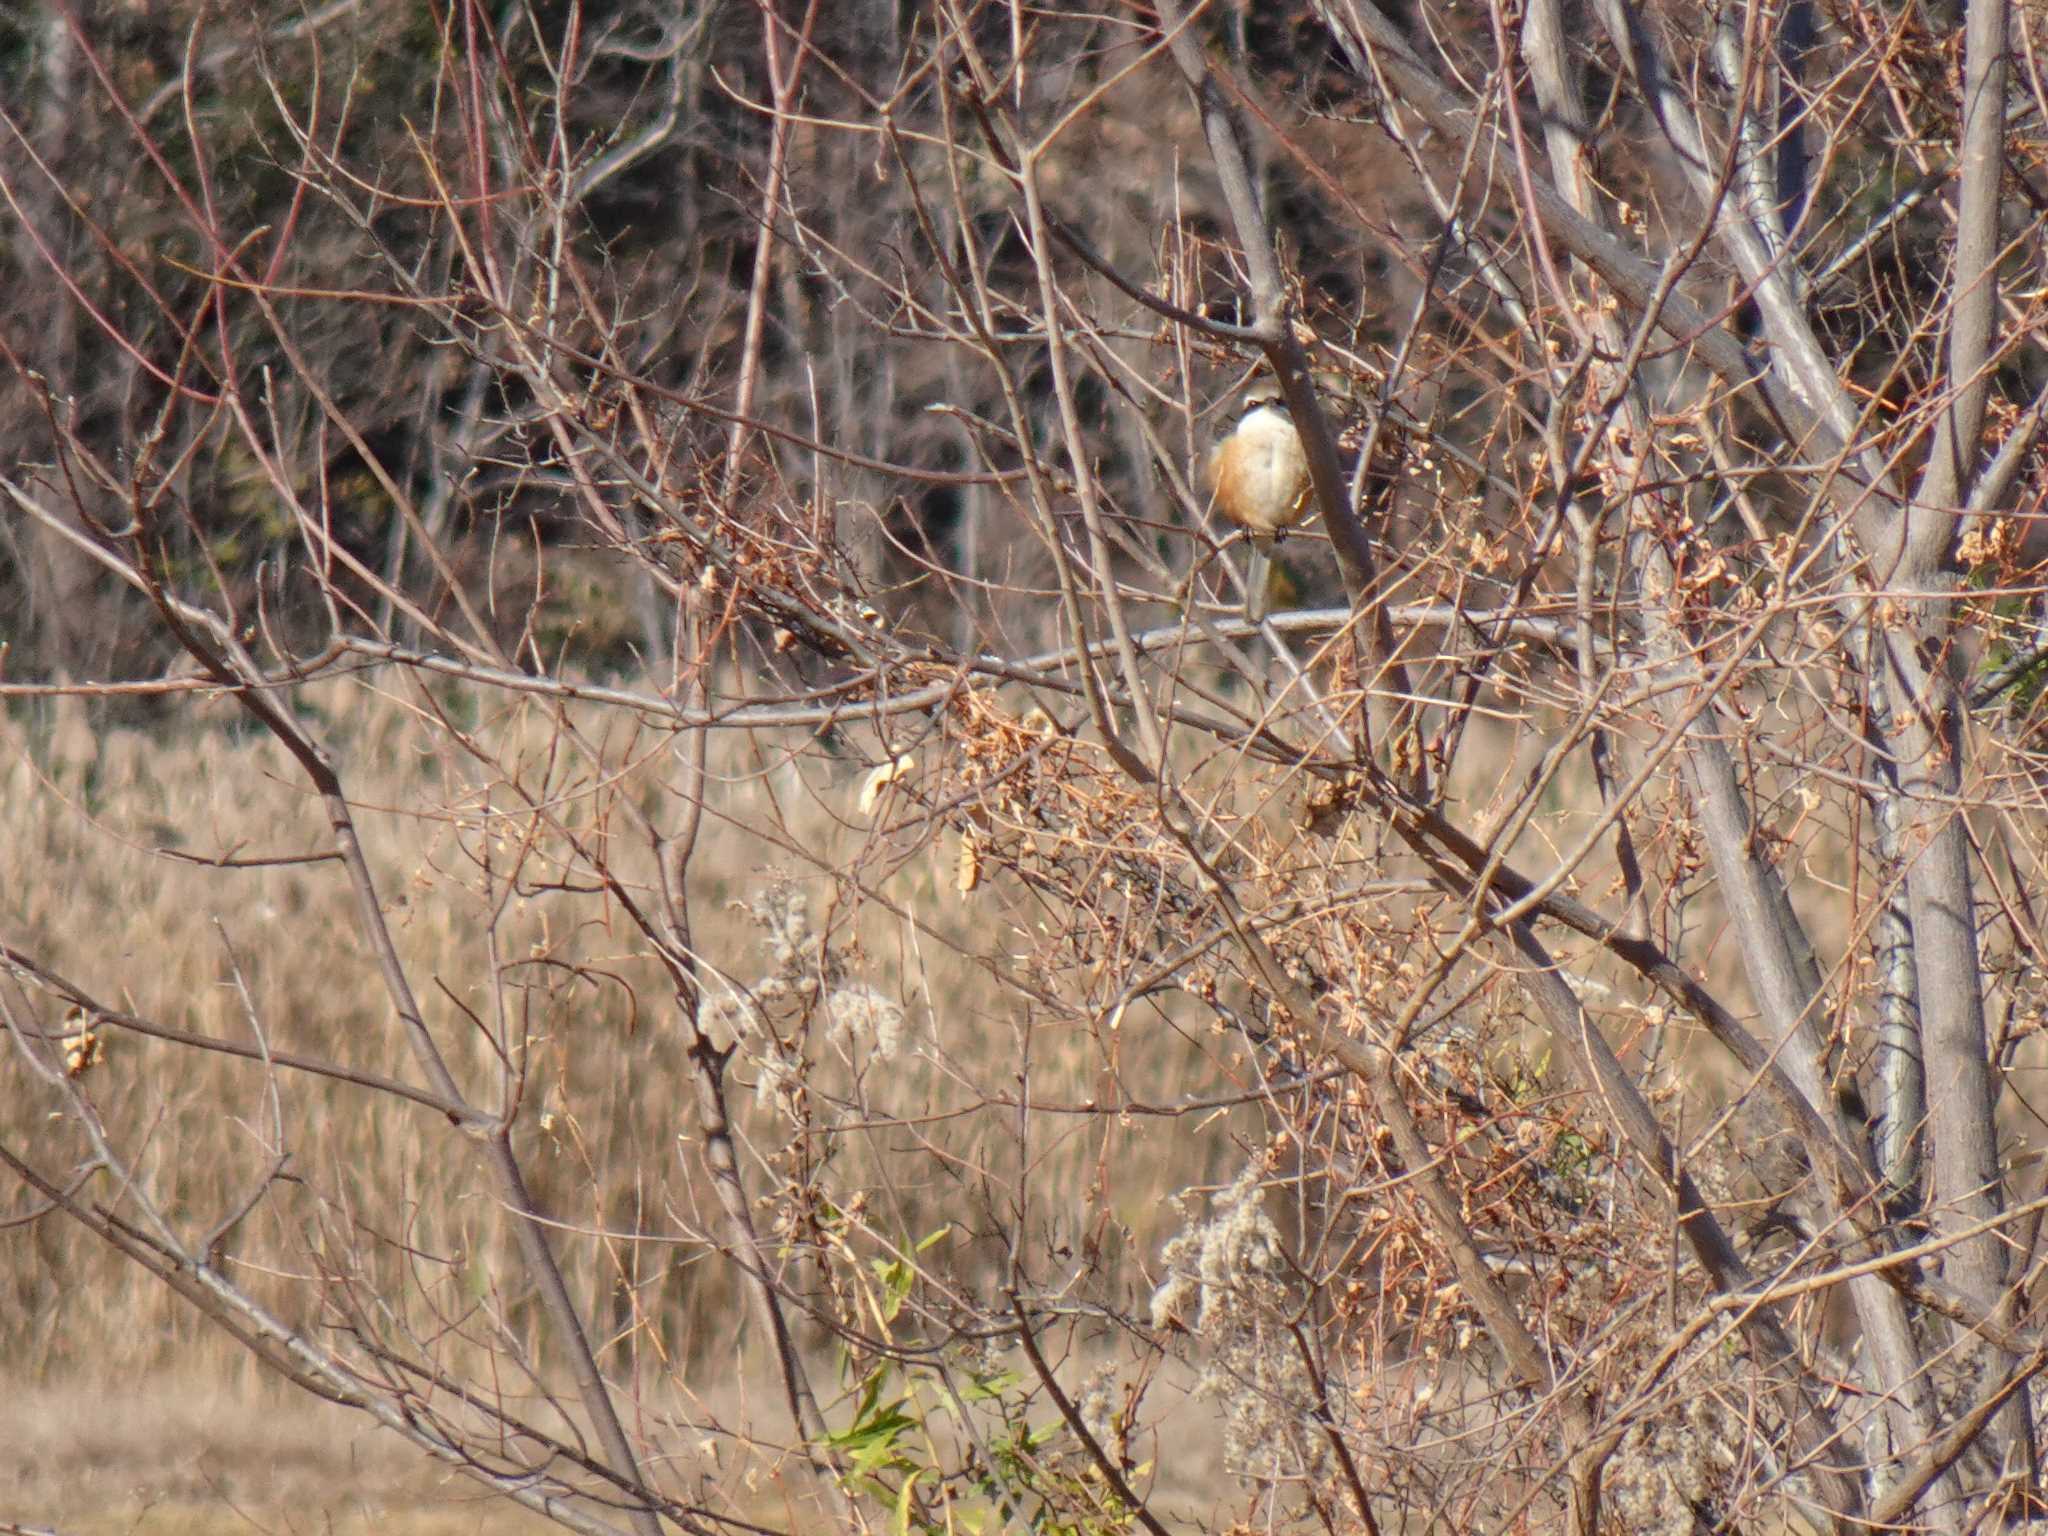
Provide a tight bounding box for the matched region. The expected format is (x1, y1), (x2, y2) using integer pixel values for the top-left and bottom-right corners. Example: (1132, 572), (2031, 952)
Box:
(1243, 542), (1274, 624)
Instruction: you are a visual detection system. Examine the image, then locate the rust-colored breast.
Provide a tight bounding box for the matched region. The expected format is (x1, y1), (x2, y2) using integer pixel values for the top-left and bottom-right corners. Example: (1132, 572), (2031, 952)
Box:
(1208, 406), (1311, 539)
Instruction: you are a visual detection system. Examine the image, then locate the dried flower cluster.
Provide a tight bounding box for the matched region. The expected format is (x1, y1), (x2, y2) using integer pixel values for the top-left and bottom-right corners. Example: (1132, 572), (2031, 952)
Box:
(699, 887), (911, 1110)
(1152, 1162), (1328, 1483)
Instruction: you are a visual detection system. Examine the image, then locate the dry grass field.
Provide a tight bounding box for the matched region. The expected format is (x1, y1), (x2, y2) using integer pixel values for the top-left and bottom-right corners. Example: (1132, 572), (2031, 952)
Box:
(0, 678), (1224, 1343)
(5, 1375), (565, 1535)
(9, 668), (2041, 1533)
(0, 678), (1264, 1528)
(4, 1359), (1245, 1536)
(0, 665), (1624, 1367)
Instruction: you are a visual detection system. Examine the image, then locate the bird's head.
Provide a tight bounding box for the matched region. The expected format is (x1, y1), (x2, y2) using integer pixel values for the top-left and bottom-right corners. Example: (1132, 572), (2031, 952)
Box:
(1240, 379), (1288, 417)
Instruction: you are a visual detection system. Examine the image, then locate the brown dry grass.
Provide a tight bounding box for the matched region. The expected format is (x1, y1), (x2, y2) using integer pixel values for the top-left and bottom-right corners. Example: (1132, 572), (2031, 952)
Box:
(12, 661), (2038, 1532)
(0, 675), (1259, 1383)
(3, 1359), (1239, 1536)
(0, 665), (1629, 1526)
(4, 1374), (564, 1535)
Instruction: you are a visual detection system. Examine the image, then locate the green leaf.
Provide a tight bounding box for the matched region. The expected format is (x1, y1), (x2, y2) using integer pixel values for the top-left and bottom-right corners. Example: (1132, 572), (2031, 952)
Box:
(894, 1468), (922, 1535)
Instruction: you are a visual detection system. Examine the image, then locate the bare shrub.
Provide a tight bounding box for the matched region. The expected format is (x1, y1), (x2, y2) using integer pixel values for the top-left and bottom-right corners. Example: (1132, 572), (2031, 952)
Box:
(5, 0), (2048, 1533)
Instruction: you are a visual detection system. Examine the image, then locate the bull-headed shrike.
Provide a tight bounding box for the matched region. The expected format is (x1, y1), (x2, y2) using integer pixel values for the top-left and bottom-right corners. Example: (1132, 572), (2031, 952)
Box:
(1205, 380), (1312, 622)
